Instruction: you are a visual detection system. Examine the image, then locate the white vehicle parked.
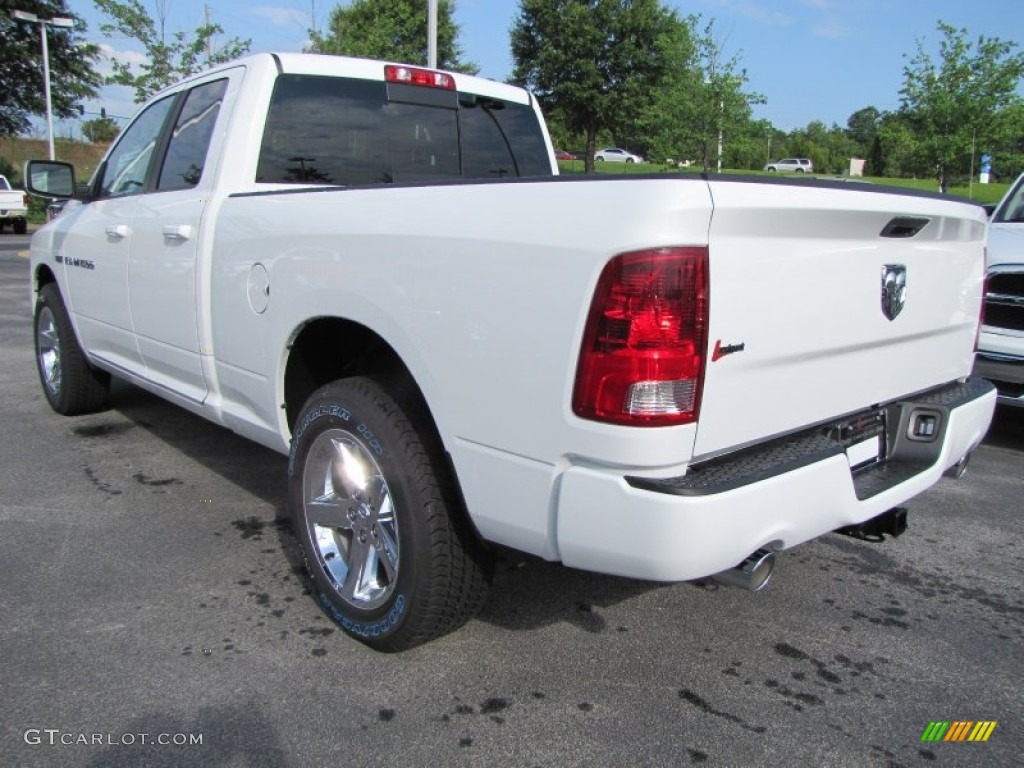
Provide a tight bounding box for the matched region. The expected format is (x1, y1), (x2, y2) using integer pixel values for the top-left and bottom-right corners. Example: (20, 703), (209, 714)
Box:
(0, 174), (29, 234)
(976, 172), (1024, 406)
(764, 158), (813, 173)
(25, 53), (995, 650)
(595, 147), (643, 163)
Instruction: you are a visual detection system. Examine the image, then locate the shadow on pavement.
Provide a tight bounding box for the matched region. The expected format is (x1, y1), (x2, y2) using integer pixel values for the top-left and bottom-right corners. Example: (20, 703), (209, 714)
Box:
(982, 404), (1024, 451)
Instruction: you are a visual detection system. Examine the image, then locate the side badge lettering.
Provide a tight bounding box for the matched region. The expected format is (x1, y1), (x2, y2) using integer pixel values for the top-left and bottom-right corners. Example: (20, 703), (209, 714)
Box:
(712, 340), (745, 362)
(55, 254), (95, 270)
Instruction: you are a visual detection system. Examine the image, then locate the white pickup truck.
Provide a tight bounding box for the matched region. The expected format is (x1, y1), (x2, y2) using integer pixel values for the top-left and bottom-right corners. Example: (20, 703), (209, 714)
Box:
(976, 172), (1024, 407)
(0, 174), (29, 234)
(25, 53), (996, 650)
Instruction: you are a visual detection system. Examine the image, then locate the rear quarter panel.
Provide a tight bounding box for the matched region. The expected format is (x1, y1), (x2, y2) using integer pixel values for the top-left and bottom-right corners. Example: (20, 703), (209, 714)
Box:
(210, 177), (714, 469)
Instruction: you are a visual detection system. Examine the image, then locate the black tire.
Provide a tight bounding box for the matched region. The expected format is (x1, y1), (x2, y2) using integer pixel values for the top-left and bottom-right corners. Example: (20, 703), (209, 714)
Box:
(626, 158), (635, 164)
(767, 167), (777, 172)
(34, 283), (110, 415)
(795, 168), (804, 173)
(288, 376), (491, 651)
(14, 218), (27, 235)
(596, 156), (604, 162)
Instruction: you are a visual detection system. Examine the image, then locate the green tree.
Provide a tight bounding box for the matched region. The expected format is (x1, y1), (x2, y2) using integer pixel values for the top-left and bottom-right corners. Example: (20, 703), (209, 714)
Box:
(81, 115), (119, 143)
(845, 106), (880, 159)
(899, 21), (1024, 192)
(0, 155), (17, 182)
(635, 14), (701, 167)
(1, 1), (100, 135)
(512, 0), (683, 173)
(990, 101), (1024, 178)
(94, 0), (251, 103)
(638, 17), (766, 171)
(780, 120), (859, 175)
(726, 118), (777, 171)
(874, 112), (922, 178)
(309, 0), (475, 73)
(688, 20), (763, 172)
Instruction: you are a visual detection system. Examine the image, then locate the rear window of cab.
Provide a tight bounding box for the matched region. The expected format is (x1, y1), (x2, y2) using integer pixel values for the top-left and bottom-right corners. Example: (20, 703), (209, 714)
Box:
(256, 74), (552, 185)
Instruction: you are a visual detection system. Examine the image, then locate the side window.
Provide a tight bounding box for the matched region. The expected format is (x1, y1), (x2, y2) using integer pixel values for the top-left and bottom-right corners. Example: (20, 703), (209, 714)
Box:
(99, 96), (176, 198)
(158, 79), (228, 191)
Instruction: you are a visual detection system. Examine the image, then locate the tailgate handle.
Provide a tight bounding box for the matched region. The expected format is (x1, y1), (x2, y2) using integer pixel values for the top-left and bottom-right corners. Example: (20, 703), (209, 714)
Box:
(880, 217), (929, 238)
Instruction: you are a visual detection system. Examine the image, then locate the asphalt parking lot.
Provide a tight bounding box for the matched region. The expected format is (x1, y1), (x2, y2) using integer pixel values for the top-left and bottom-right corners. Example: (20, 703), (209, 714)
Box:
(2, 239), (1022, 767)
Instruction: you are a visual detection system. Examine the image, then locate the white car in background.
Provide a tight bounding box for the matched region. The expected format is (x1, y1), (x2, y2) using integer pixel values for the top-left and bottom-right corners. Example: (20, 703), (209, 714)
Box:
(976, 172), (1024, 407)
(764, 158), (813, 173)
(595, 148), (643, 163)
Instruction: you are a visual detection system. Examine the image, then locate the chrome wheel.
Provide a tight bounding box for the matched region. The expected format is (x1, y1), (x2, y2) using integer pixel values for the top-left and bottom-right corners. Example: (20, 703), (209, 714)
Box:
(302, 429), (399, 610)
(36, 305), (61, 397)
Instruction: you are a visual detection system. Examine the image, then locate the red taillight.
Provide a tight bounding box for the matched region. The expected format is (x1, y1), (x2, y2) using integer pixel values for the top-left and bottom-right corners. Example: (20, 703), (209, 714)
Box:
(573, 247), (709, 426)
(384, 64), (455, 90)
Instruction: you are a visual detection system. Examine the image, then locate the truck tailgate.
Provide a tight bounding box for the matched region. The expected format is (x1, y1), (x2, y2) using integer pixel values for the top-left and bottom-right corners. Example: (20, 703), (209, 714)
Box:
(694, 179), (987, 458)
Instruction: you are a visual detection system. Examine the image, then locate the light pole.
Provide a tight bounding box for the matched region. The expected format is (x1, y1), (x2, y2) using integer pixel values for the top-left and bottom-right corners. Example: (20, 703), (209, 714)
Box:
(11, 9), (75, 161)
(705, 75), (728, 173)
(427, 0), (437, 69)
(716, 96), (723, 174)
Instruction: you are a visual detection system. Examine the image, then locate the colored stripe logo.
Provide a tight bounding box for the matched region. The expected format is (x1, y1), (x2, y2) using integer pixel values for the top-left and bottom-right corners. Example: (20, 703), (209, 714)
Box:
(921, 721), (997, 742)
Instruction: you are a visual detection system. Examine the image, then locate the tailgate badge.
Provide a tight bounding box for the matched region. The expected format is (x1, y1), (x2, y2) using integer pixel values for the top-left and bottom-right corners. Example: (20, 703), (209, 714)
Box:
(881, 264), (907, 321)
(712, 340), (745, 362)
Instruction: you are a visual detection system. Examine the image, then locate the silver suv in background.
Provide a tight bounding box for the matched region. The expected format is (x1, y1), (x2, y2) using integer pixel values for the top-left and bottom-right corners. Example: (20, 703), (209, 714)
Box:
(976, 172), (1024, 407)
(764, 158), (813, 173)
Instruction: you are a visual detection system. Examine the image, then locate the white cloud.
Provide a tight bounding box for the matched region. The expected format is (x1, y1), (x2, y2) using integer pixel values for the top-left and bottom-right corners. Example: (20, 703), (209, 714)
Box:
(253, 6), (310, 29)
(735, 3), (792, 26)
(701, 1), (793, 27)
(813, 20), (854, 39)
(96, 43), (148, 77)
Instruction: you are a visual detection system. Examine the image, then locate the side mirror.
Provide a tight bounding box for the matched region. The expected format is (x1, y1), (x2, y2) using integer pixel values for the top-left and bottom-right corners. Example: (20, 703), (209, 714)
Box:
(982, 203), (997, 219)
(23, 160), (77, 199)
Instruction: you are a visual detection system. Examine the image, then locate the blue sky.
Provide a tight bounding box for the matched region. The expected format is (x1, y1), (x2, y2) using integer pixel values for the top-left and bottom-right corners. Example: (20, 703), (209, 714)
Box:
(52, 0), (1024, 137)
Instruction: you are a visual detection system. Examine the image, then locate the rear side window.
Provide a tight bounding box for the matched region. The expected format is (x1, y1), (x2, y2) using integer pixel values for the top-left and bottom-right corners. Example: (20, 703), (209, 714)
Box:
(256, 74), (551, 185)
(158, 79), (228, 191)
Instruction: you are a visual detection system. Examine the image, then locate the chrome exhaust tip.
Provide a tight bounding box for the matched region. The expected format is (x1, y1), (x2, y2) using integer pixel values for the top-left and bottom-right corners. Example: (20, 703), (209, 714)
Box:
(945, 451), (971, 479)
(712, 549), (776, 592)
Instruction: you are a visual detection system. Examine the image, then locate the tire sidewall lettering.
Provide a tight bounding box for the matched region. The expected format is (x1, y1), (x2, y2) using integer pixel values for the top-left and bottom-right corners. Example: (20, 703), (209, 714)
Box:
(289, 404), (352, 475)
(290, 403), (385, 474)
(317, 592), (406, 638)
(357, 422), (383, 456)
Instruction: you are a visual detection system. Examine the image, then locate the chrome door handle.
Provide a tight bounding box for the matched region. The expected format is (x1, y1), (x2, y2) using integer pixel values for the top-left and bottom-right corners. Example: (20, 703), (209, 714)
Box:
(163, 224), (193, 241)
(105, 224), (130, 239)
